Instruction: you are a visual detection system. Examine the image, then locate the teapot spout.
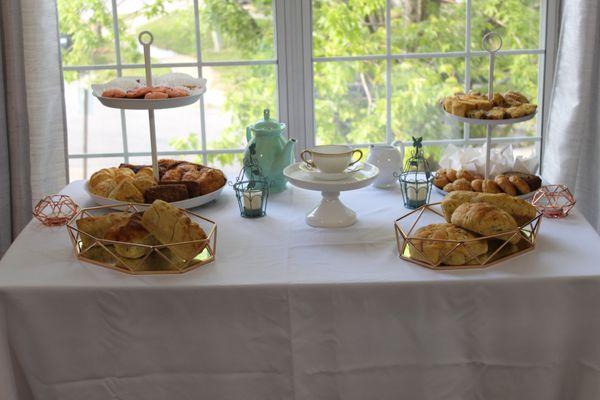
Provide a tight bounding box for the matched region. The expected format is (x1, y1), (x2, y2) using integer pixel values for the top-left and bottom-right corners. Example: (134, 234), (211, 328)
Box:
(272, 138), (296, 171)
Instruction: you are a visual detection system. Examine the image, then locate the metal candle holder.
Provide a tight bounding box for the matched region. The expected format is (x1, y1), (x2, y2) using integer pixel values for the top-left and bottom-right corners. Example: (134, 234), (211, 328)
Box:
(233, 143), (269, 218)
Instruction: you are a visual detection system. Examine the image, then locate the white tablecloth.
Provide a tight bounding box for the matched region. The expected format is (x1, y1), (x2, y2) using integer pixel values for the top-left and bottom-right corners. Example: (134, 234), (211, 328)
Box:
(1, 180), (600, 400)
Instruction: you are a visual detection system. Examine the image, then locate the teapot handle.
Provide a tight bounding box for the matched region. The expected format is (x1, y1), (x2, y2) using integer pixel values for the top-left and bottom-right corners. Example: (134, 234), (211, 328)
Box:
(391, 139), (405, 161)
(246, 127), (252, 143)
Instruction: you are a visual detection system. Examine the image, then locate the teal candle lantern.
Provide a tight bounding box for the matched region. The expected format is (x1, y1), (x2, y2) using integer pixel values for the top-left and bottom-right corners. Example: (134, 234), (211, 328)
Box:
(396, 137), (433, 209)
(233, 143), (269, 218)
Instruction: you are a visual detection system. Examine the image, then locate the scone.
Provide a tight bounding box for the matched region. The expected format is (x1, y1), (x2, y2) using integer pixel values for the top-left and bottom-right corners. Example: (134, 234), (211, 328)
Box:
(471, 193), (537, 225)
(108, 179), (145, 203)
(105, 213), (156, 259)
(451, 202), (521, 244)
(409, 223), (488, 266)
(441, 190), (480, 222)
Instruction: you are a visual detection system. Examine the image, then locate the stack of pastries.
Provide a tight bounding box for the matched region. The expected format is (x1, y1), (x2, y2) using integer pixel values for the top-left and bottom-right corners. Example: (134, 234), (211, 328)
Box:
(76, 200), (207, 269)
(434, 168), (541, 196)
(442, 91), (537, 120)
(409, 191), (537, 266)
(88, 159), (226, 203)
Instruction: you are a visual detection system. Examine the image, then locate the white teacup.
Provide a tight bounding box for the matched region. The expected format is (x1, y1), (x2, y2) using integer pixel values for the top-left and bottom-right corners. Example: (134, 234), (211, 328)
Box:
(300, 145), (363, 173)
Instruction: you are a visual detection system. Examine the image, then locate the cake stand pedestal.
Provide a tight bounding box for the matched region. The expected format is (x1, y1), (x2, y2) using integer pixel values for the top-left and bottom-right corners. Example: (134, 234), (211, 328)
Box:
(283, 162), (379, 228)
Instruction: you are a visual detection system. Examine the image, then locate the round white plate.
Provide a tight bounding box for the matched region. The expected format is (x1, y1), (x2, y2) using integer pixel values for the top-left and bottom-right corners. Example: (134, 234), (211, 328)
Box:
(93, 91), (204, 110)
(85, 181), (225, 210)
(284, 162), (379, 192)
(433, 185), (534, 199)
(440, 104), (537, 126)
(298, 162), (363, 181)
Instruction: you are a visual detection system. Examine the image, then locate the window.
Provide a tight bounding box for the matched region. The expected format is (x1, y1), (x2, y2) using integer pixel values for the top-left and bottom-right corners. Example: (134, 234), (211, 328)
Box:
(58, 0), (553, 180)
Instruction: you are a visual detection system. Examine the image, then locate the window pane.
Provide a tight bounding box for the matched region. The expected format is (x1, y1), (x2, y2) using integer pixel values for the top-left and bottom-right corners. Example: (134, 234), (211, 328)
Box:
(391, 58), (465, 142)
(469, 54), (539, 138)
(471, 0), (541, 50)
(199, 0), (275, 61)
(70, 157), (126, 182)
(205, 65), (278, 152)
(390, 0), (466, 54)
(64, 71), (124, 156)
(119, 1), (197, 65)
(314, 60), (386, 145)
(208, 153), (243, 180)
(313, 0), (386, 58)
(57, 0), (116, 65)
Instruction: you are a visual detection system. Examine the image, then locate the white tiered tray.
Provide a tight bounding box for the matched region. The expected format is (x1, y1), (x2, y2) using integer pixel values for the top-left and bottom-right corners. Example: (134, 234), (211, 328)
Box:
(284, 162), (379, 228)
(440, 105), (537, 126)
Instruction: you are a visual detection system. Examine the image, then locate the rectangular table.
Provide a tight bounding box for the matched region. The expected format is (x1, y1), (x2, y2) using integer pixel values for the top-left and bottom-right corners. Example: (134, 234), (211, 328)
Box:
(1, 180), (600, 400)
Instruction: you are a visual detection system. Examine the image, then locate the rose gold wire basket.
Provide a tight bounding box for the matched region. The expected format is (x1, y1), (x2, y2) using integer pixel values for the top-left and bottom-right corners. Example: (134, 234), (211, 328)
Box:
(66, 203), (217, 275)
(394, 202), (542, 270)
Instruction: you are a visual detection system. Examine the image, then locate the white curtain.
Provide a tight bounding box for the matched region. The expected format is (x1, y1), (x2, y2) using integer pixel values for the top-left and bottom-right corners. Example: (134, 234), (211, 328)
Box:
(544, 0), (600, 231)
(0, 0), (67, 256)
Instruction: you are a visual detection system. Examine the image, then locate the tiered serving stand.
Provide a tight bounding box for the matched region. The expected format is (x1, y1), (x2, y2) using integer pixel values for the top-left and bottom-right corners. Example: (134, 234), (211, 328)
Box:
(440, 32), (537, 181)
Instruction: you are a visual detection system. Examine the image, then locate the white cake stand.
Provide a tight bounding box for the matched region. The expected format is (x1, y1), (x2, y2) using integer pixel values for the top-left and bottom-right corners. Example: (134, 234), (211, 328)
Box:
(283, 162), (379, 228)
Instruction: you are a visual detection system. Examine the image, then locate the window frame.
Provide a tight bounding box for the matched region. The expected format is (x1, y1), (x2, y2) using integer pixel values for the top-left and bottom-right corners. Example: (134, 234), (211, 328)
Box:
(62, 0), (559, 177)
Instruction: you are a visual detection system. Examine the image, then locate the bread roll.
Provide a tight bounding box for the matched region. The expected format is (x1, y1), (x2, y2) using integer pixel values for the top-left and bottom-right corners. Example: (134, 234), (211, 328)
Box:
(434, 175), (450, 189)
(482, 179), (502, 193)
(471, 179), (483, 192)
(409, 223), (488, 266)
(508, 175), (531, 194)
(443, 183), (455, 192)
(451, 202), (520, 244)
(457, 169), (475, 182)
(441, 190), (479, 222)
(445, 169), (457, 182)
(494, 175), (517, 196)
(471, 193), (537, 225)
(141, 200), (207, 262)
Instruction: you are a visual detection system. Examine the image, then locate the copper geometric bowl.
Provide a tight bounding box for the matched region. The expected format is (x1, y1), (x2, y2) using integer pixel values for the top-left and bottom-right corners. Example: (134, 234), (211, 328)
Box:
(33, 194), (79, 226)
(531, 184), (576, 218)
(394, 202), (543, 270)
(66, 203), (217, 275)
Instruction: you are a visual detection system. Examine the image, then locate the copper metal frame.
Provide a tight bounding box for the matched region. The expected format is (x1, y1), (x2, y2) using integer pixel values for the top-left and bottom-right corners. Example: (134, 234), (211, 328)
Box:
(66, 203), (217, 275)
(33, 195), (79, 226)
(394, 202), (543, 270)
(531, 185), (576, 218)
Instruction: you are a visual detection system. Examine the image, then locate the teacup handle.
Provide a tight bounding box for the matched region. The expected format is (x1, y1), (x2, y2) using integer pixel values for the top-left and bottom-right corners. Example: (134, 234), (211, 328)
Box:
(300, 150), (315, 168)
(349, 149), (363, 166)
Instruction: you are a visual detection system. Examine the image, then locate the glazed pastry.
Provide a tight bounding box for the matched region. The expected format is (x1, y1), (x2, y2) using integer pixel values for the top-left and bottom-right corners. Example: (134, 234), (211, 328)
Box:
(441, 190), (480, 222)
(141, 200), (207, 261)
(125, 87), (152, 99)
(508, 175), (531, 194)
(494, 175), (517, 196)
(108, 180), (144, 203)
(90, 179), (117, 198)
(471, 179), (483, 192)
(471, 193), (537, 225)
(105, 213), (156, 259)
(457, 169), (475, 182)
(451, 202), (521, 244)
(445, 168), (457, 182)
(114, 168), (135, 184)
(102, 88), (127, 98)
(136, 167), (154, 178)
(409, 223), (488, 266)
(144, 184), (189, 203)
(89, 169), (114, 187)
(482, 179), (502, 193)
(505, 172), (541, 191)
(452, 178), (472, 191)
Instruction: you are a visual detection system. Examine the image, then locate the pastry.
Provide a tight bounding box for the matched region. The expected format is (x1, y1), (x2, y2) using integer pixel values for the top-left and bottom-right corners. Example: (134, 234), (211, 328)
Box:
(482, 179), (502, 193)
(76, 212), (130, 249)
(126, 87), (152, 99)
(136, 167), (154, 178)
(141, 200), (207, 262)
(144, 184), (189, 203)
(470, 193), (537, 225)
(506, 104), (537, 118)
(491, 93), (507, 107)
(503, 91), (529, 106)
(457, 169), (475, 182)
(89, 169), (114, 187)
(443, 182), (455, 192)
(452, 178), (472, 191)
(132, 174), (157, 193)
(441, 190), (480, 222)
(195, 169), (227, 195)
(505, 172), (541, 191)
(508, 175), (531, 194)
(145, 91), (169, 100)
(451, 202), (521, 244)
(494, 175), (517, 196)
(105, 213), (156, 259)
(409, 223), (488, 266)
(102, 88), (127, 98)
(445, 168), (457, 182)
(90, 179), (117, 198)
(486, 107), (506, 120)
(115, 168), (135, 183)
(108, 179), (144, 203)
(434, 174), (450, 189)
(471, 179), (483, 192)
(443, 91), (535, 120)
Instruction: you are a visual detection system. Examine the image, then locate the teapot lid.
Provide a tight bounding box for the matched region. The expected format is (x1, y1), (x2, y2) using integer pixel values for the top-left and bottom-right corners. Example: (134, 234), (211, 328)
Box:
(251, 109), (284, 132)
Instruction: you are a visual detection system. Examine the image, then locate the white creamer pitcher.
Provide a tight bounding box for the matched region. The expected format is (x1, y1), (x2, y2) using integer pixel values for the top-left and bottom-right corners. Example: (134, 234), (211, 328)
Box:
(367, 140), (404, 188)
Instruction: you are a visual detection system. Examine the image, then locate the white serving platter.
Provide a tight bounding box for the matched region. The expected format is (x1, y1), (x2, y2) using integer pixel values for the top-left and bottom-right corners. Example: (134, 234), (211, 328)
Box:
(440, 104), (537, 126)
(93, 92), (204, 110)
(85, 181), (225, 210)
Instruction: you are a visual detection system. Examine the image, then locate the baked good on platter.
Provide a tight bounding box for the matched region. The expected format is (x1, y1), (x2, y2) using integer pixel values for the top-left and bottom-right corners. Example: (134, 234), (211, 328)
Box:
(409, 223), (488, 266)
(505, 172), (541, 191)
(141, 200), (207, 261)
(434, 168), (539, 196)
(108, 179), (144, 203)
(470, 193), (537, 225)
(442, 91), (536, 120)
(441, 191), (479, 222)
(104, 212), (156, 259)
(508, 175), (531, 195)
(145, 184), (189, 203)
(451, 202), (521, 244)
(76, 212), (130, 249)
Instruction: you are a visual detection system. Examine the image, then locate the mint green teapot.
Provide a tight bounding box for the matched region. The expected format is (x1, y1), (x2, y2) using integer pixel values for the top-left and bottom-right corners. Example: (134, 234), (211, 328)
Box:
(244, 109), (296, 193)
